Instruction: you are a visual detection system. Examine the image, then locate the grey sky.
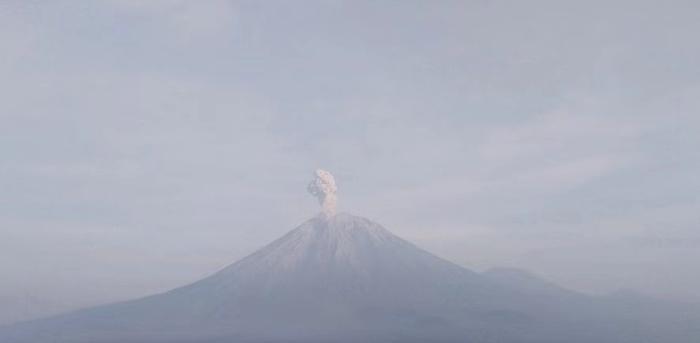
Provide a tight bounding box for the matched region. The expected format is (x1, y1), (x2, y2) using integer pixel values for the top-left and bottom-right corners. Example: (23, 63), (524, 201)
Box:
(1, 0), (699, 323)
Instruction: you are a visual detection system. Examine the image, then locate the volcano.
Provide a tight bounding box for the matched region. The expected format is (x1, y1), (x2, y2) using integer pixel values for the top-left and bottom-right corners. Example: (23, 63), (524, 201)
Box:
(3, 213), (699, 343)
(2, 170), (698, 342)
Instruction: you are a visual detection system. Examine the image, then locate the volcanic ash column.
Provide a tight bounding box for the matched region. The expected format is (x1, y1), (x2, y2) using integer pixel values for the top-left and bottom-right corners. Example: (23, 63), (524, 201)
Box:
(307, 169), (337, 217)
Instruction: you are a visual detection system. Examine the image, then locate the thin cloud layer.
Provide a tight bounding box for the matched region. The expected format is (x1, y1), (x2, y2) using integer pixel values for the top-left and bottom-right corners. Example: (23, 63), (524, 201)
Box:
(1, 0), (699, 324)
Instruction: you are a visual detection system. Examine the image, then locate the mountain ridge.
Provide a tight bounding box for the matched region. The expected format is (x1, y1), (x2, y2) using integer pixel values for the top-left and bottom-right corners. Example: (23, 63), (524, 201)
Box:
(2, 213), (698, 342)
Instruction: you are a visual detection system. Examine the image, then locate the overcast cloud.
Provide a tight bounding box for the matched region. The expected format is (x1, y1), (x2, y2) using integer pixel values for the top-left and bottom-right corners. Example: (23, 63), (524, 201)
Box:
(1, 0), (699, 324)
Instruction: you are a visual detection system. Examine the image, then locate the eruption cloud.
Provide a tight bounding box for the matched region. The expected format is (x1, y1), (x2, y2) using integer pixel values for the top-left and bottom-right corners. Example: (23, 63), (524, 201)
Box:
(307, 169), (337, 216)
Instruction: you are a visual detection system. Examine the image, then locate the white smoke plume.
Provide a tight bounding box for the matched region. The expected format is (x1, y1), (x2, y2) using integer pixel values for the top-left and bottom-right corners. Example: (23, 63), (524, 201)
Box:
(307, 169), (337, 216)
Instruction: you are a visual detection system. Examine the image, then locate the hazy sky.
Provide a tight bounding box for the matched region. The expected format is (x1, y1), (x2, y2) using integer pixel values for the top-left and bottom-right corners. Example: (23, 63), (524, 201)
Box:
(1, 0), (699, 323)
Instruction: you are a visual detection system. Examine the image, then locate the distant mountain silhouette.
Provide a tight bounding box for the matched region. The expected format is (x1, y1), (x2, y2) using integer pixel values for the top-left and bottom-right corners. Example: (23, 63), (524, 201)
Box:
(2, 213), (698, 342)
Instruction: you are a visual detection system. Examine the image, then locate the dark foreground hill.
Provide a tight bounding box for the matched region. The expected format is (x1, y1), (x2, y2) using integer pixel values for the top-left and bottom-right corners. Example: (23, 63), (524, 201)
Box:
(2, 214), (698, 342)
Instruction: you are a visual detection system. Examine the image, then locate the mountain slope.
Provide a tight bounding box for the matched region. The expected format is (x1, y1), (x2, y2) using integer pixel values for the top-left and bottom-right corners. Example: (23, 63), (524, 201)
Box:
(2, 214), (698, 342)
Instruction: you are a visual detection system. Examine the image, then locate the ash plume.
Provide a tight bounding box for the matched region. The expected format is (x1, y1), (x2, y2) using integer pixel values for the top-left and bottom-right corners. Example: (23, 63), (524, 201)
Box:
(307, 169), (337, 216)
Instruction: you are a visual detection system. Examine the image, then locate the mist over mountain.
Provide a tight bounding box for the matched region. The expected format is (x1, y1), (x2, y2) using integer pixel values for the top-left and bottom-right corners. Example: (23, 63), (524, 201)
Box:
(2, 213), (698, 343)
(0, 295), (68, 327)
(3, 0), (700, 341)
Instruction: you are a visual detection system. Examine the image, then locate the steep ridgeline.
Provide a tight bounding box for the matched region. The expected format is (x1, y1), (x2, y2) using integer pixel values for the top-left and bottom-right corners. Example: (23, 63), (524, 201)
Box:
(2, 214), (698, 343)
